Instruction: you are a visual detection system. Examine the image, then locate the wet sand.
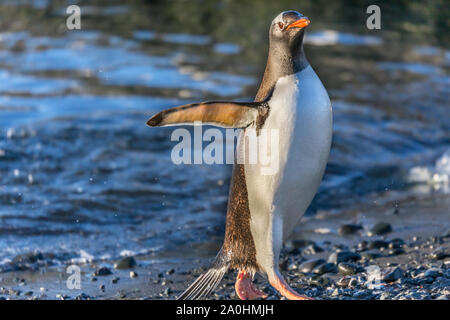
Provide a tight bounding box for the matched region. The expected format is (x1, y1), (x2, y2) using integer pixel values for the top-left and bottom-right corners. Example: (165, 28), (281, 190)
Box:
(1, 192), (448, 300)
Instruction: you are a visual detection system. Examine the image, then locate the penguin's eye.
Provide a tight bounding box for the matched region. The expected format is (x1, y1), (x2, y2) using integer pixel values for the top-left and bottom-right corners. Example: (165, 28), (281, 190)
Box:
(278, 22), (284, 30)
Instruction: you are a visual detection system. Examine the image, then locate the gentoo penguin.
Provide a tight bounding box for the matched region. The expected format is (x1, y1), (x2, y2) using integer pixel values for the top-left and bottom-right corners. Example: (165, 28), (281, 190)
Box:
(147, 10), (332, 300)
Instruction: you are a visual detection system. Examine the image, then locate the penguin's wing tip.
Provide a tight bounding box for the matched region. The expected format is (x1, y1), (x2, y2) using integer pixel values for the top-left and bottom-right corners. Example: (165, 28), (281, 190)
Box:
(146, 101), (267, 129)
(146, 112), (163, 127)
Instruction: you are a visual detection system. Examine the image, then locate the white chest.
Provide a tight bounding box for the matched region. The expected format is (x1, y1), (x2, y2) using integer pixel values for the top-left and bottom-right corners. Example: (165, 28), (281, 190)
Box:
(243, 65), (332, 245)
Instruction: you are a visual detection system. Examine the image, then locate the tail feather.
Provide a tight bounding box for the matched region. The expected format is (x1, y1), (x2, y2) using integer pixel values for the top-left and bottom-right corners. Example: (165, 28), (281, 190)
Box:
(177, 249), (229, 300)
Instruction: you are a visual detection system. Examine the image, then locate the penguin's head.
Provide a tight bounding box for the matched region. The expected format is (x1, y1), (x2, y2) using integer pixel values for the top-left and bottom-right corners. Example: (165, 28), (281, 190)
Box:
(269, 11), (310, 51)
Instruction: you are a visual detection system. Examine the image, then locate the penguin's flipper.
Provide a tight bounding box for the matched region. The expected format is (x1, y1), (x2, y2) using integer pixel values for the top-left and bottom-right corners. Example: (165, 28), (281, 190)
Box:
(147, 101), (268, 128)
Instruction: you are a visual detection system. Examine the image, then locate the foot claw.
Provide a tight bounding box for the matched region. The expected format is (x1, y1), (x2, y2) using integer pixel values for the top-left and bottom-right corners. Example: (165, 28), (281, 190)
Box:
(235, 271), (267, 300)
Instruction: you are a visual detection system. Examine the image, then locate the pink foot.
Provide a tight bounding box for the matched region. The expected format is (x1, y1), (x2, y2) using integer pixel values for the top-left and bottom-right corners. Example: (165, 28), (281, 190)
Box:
(269, 271), (313, 300)
(235, 270), (268, 300)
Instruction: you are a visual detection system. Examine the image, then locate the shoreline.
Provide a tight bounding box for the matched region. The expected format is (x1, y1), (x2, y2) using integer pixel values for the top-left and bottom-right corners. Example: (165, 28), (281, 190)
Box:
(0, 193), (448, 300)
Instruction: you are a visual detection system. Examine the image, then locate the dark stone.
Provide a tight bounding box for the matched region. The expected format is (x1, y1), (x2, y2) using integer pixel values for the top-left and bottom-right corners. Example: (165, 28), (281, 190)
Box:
(298, 259), (326, 273)
(94, 267), (113, 276)
(383, 267), (404, 282)
(112, 277), (120, 284)
(114, 256), (136, 270)
(291, 239), (316, 248)
(368, 240), (389, 249)
(388, 248), (405, 256)
(312, 263), (337, 275)
(328, 251), (361, 264)
(361, 250), (382, 260)
(424, 269), (442, 278)
(336, 277), (351, 287)
(369, 222), (392, 236)
(310, 276), (333, 287)
(166, 268), (175, 275)
(357, 241), (369, 251)
(429, 248), (449, 260)
(339, 224), (363, 235)
(302, 244), (324, 255)
(338, 263), (365, 275)
(389, 238), (405, 249)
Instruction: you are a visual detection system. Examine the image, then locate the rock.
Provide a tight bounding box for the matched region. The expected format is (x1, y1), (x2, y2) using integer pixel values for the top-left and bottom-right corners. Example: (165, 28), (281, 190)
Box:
(310, 276), (333, 287)
(328, 251), (361, 264)
(338, 263), (365, 275)
(368, 240), (389, 249)
(291, 239), (316, 248)
(166, 268), (175, 275)
(94, 267), (113, 276)
(369, 222), (392, 236)
(302, 244), (324, 255)
(312, 263), (337, 275)
(348, 278), (358, 288)
(353, 290), (371, 299)
(164, 287), (172, 295)
(429, 248), (449, 260)
(389, 238), (405, 249)
(76, 293), (90, 300)
(383, 267), (405, 283)
(357, 241), (369, 251)
(336, 277), (351, 287)
(114, 256), (136, 270)
(130, 271), (138, 278)
(360, 250), (382, 260)
(423, 269), (442, 279)
(298, 259), (326, 273)
(388, 248), (405, 256)
(112, 277), (120, 284)
(339, 224), (363, 235)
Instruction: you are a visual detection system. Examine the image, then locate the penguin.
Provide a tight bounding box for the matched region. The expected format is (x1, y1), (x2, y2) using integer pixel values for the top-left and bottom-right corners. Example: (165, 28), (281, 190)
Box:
(147, 10), (332, 300)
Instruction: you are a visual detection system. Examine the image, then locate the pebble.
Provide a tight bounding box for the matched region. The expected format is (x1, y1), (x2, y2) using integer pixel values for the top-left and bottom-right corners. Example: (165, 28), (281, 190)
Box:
(312, 263), (337, 275)
(389, 238), (405, 249)
(423, 269), (442, 279)
(298, 259), (326, 273)
(328, 251), (361, 264)
(166, 268), (175, 275)
(429, 248), (449, 260)
(338, 263), (364, 275)
(383, 266), (405, 282)
(388, 248), (405, 256)
(114, 256), (136, 270)
(360, 250), (382, 260)
(338, 224), (363, 235)
(369, 222), (392, 236)
(310, 276), (333, 287)
(302, 244), (324, 255)
(94, 267), (113, 276)
(357, 241), (369, 251)
(111, 277), (120, 284)
(368, 240), (389, 249)
(130, 271), (138, 278)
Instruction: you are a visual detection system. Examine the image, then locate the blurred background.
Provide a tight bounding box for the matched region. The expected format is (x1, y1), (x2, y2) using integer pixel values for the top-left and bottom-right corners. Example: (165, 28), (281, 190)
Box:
(0, 0), (448, 292)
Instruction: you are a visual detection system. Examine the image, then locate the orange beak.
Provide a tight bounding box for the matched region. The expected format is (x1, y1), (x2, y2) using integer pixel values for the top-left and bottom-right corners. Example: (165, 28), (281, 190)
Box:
(286, 18), (310, 30)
